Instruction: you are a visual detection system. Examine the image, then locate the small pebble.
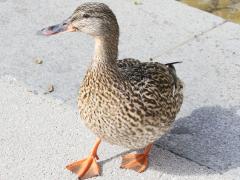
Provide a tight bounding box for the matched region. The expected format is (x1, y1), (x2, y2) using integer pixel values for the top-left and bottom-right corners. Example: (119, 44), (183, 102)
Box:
(48, 84), (54, 92)
(133, 0), (142, 5)
(44, 84), (54, 94)
(35, 58), (43, 64)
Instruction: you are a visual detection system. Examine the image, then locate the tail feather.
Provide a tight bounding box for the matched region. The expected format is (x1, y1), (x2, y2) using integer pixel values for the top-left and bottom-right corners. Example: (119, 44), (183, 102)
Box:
(165, 61), (182, 66)
(165, 61), (182, 72)
(165, 61), (182, 89)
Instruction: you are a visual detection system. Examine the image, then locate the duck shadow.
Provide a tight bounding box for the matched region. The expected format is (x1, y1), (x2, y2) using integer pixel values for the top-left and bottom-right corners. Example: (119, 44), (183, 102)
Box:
(151, 105), (240, 175)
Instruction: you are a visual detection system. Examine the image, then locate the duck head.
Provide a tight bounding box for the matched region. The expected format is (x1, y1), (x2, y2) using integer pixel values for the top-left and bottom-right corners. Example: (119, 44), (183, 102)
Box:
(39, 2), (119, 38)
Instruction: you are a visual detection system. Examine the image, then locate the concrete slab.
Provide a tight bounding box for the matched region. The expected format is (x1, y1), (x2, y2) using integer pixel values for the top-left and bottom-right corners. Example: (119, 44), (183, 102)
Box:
(1, 76), (238, 180)
(155, 21), (240, 173)
(0, 0), (224, 105)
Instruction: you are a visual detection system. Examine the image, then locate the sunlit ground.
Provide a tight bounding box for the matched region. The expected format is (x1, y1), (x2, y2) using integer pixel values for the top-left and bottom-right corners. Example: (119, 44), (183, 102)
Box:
(178, 0), (240, 23)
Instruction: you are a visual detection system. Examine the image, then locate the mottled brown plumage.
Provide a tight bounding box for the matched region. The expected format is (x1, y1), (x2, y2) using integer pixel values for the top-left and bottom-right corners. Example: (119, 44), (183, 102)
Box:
(40, 2), (183, 179)
(79, 58), (183, 149)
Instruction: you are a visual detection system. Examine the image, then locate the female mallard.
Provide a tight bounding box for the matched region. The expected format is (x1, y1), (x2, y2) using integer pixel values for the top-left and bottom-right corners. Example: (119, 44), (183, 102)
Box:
(40, 2), (183, 179)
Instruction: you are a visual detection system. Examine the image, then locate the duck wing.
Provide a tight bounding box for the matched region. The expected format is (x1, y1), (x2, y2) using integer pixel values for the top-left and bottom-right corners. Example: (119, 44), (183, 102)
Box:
(117, 58), (183, 120)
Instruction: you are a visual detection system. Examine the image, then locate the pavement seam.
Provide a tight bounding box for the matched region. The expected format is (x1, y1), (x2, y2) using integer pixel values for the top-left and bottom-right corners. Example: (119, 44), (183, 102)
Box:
(151, 20), (228, 60)
(123, 0), (228, 60)
(153, 144), (220, 173)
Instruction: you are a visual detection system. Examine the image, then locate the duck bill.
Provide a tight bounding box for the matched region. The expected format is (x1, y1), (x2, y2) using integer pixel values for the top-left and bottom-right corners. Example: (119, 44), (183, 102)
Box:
(38, 18), (75, 36)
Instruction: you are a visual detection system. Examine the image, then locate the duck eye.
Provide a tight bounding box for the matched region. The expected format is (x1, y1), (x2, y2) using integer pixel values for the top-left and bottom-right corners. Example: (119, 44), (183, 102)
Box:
(82, 14), (90, 18)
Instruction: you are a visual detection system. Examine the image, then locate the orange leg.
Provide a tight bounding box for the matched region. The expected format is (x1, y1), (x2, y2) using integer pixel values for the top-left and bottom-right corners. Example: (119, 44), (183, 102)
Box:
(120, 144), (153, 173)
(66, 138), (101, 180)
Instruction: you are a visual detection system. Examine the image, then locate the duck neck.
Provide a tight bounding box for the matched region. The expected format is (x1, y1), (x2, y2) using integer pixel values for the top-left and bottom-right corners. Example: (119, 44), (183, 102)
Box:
(91, 35), (119, 68)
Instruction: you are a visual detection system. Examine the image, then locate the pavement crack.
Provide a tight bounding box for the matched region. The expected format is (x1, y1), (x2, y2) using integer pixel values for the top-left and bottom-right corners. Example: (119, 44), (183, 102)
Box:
(151, 20), (228, 60)
(153, 143), (220, 173)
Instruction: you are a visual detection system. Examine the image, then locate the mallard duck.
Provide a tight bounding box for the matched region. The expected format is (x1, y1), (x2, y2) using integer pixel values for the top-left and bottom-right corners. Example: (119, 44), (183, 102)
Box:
(40, 2), (183, 179)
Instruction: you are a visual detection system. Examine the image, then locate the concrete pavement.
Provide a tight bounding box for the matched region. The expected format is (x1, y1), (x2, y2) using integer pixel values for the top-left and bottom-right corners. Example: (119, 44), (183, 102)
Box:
(0, 0), (224, 105)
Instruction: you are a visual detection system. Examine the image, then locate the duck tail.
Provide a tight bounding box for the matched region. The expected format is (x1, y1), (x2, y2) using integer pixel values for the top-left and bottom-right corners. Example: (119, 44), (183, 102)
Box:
(165, 61), (182, 71)
(165, 61), (182, 89)
(165, 61), (182, 66)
